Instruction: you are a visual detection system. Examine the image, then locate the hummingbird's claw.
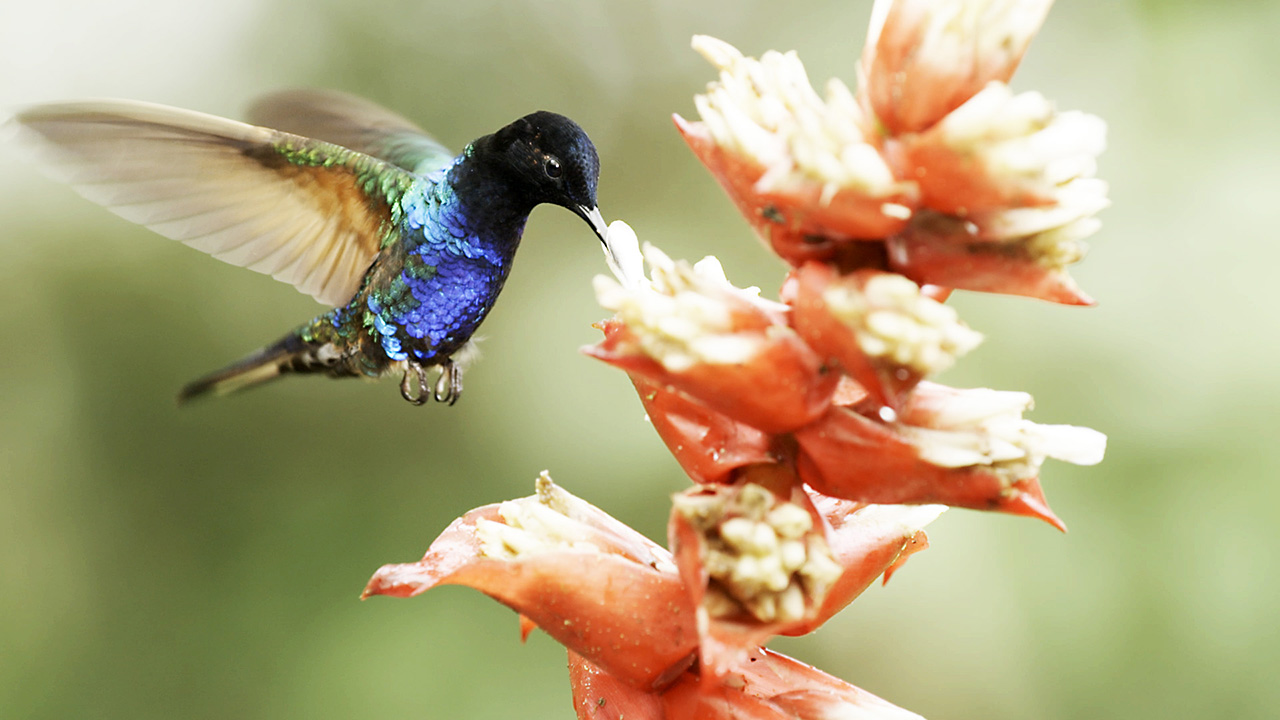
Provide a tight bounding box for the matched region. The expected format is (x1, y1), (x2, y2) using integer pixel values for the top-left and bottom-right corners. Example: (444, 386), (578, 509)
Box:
(400, 364), (430, 405)
(434, 360), (463, 406)
(400, 361), (462, 405)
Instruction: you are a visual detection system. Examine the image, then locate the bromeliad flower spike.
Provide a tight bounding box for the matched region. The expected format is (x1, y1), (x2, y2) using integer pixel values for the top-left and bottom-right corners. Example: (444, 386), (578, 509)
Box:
(7, 90), (634, 405)
(370, 3), (1111, 716)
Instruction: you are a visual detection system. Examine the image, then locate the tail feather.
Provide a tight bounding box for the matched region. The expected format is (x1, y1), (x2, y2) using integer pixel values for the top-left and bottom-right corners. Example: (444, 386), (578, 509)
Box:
(177, 334), (340, 404)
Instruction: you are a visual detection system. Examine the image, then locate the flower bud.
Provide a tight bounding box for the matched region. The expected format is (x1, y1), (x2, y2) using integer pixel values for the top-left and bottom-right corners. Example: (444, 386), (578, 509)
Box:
(860, 0), (1054, 134)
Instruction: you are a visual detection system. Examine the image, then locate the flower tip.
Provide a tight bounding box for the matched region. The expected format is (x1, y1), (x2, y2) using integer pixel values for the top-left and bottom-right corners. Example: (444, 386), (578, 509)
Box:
(1045, 277), (1097, 306)
(672, 113), (710, 143)
(691, 34), (742, 69)
(533, 469), (556, 499)
(360, 563), (421, 599)
(1002, 483), (1068, 533)
(866, 503), (945, 586)
(896, 503), (949, 530)
(1028, 422), (1108, 467)
(519, 614), (538, 643)
(881, 529), (929, 587)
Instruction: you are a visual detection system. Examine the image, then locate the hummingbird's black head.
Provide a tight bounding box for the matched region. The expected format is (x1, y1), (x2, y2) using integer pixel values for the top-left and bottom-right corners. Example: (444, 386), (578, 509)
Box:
(484, 111), (607, 242)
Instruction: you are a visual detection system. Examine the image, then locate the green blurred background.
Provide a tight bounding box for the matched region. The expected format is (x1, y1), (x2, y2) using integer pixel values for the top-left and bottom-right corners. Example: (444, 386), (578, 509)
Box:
(1, 1), (1276, 718)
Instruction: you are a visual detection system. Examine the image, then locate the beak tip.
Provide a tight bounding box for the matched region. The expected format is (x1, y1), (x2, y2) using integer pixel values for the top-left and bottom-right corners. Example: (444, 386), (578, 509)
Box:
(578, 204), (609, 241)
(574, 206), (644, 287)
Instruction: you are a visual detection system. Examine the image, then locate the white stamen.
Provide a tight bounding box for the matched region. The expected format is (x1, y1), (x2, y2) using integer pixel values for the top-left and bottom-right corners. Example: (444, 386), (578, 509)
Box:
(938, 83), (1109, 247)
(898, 385), (1108, 481)
(477, 473), (677, 575)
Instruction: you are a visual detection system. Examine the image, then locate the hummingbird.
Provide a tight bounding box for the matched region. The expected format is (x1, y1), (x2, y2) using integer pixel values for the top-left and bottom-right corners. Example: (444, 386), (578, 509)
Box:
(8, 90), (628, 405)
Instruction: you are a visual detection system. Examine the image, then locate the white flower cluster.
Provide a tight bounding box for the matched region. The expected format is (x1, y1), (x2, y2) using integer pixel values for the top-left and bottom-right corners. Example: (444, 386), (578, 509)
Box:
(593, 241), (785, 373)
(823, 272), (983, 374)
(941, 85), (1104, 189)
(676, 484), (844, 624)
(691, 35), (901, 204)
(939, 82), (1109, 268)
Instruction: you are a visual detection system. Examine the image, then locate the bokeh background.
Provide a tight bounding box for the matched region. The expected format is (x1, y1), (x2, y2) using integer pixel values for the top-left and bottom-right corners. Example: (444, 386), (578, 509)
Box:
(2, 1), (1277, 718)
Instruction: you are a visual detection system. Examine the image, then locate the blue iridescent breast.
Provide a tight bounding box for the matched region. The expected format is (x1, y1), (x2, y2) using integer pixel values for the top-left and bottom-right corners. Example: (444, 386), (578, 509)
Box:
(364, 177), (521, 364)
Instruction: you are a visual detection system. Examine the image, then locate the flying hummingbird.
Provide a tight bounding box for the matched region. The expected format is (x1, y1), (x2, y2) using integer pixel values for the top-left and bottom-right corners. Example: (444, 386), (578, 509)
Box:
(8, 90), (628, 405)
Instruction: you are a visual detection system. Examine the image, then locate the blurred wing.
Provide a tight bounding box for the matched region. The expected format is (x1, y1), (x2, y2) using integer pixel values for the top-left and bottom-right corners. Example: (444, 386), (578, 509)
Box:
(247, 89), (455, 178)
(9, 99), (417, 306)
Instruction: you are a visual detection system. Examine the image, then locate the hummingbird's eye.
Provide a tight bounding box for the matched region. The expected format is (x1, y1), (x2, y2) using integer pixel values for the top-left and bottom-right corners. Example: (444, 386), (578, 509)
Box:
(543, 155), (562, 180)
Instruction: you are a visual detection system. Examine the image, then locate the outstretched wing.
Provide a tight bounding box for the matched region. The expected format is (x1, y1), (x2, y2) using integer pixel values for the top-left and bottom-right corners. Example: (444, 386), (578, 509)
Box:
(8, 99), (419, 306)
(247, 89), (455, 179)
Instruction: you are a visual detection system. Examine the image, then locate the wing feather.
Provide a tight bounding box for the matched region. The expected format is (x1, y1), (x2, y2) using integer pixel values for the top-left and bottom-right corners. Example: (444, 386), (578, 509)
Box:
(8, 99), (420, 306)
(247, 89), (454, 177)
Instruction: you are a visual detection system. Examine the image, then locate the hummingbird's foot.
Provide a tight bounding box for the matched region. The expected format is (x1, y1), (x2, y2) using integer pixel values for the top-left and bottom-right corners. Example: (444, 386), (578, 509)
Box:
(400, 363), (431, 405)
(434, 360), (463, 406)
